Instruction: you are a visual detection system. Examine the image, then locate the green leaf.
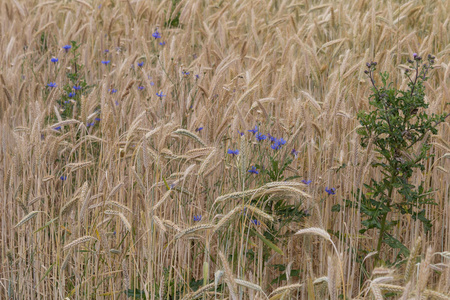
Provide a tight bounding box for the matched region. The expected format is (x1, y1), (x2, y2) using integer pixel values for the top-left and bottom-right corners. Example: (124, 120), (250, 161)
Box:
(37, 263), (55, 286)
(383, 234), (409, 257)
(331, 204), (341, 212)
(125, 289), (146, 299)
(34, 217), (59, 234)
(251, 228), (284, 256)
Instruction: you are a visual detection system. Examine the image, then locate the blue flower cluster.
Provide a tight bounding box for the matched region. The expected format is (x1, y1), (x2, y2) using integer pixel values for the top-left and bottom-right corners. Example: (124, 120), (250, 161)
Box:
(251, 219), (260, 226)
(325, 187), (336, 195)
(227, 149), (239, 156)
(247, 125), (288, 150)
(269, 136), (286, 150)
(248, 166), (259, 174)
(193, 215), (202, 222)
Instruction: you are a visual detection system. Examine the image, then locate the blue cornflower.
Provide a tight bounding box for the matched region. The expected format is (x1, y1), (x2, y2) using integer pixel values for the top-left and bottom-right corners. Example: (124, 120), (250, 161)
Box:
(51, 57), (58, 63)
(256, 132), (267, 141)
(137, 61), (144, 67)
(138, 86), (145, 91)
(251, 219), (260, 226)
(248, 125), (258, 135)
(104, 49), (109, 53)
(238, 130), (244, 136)
(271, 143), (281, 150)
(291, 148), (299, 158)
(62, 45), (71, 52)
(302, 180), (312, 185)
(60, 176), (67, 180)
(159, 41), (166, 46)
(150, 82), (155, 86)
(227, 149), (239, 156)
(73, 85), (82, 91)
(195, 74), (200, 79)
(152, 29), (162, 39)
(193, 215), (202, 222)
(110, 88), (118, 94)
(101, 60), (110, 65)
(54, 126), (61, 131)
(47, 82), (57, 88)
(87, 122), (95, 127)
(95, 118), (101, 122)
(68, 92), (75, 98)
(195, 127), (203, 132)
(269, 135), (277, 143)
(182, 71), (190, 76)
(248, 166), (259, 174)
(271, 137), (287, 150)
(325, 187), (336, 195)
(115, 101), (119, 106)
(156, 92), (166, 98)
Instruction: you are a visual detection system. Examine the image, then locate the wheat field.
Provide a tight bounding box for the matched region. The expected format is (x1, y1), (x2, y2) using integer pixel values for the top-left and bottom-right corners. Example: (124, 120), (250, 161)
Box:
(0, 0), (449, 299)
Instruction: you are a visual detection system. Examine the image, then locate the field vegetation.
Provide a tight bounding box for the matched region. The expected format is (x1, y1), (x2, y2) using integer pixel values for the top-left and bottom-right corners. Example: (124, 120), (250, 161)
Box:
(0, 0), (449, 299)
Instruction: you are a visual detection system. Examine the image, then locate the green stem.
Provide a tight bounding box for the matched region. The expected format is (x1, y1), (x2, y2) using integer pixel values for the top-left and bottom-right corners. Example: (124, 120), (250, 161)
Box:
(375, 174), (396, 263)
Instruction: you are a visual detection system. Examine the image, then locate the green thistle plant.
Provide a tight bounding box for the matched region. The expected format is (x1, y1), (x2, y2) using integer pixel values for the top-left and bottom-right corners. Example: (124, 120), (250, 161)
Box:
(354, 54), (449, 263)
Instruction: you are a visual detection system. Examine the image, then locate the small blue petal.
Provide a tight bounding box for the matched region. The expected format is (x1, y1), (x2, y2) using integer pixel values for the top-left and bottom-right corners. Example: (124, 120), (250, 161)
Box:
(248, 166), (259, 174)
(152, 30), (162, 39)
(248, 125), (258, 135)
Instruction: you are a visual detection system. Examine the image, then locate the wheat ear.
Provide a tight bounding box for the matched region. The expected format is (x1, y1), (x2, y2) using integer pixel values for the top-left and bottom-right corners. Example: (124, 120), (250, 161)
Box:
(328, 256), (337, 300)
(295, 228), (345, 299)
(269, 283), (303, 296)
(218, 251), (238, 300)
(175, 224), (215, 239)
(14, 211), (41, 228)
(104, 210), (132, 231)
(405, 236), (422, 283)
(417, 246), (433, 294)
(172, 128), (206, 146)
(181, 283), (215, 300)
(63, 236), (97, 251)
